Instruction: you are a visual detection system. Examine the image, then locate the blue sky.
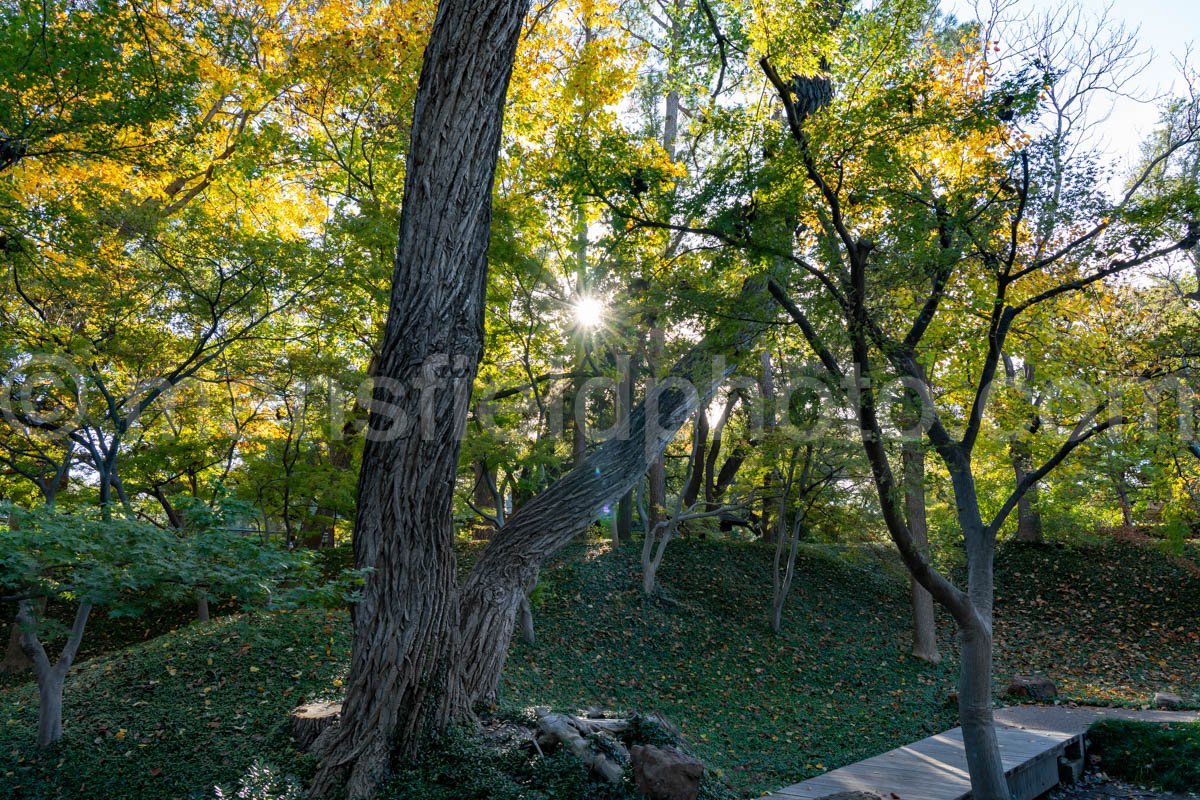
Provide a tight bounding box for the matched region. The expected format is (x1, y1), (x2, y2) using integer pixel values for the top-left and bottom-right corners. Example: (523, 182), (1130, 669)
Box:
(942, 0), (1198, 170)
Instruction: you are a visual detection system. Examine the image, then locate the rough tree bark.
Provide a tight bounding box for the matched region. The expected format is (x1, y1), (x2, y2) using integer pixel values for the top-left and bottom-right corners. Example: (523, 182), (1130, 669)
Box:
(902, 441), (940, 663)
(308, 1), (531, 795)
(455, 277), (771, 706)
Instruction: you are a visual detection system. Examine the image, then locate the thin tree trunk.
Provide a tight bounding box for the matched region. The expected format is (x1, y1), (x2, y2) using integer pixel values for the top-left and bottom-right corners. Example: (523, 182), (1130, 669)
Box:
(1, 612), (33, 673)
(1011, 440), (1044, 542)
(571, 204), (589, 467)
(455, 277), (771, 706)
(35, 669), (66, 747)
(1114, 475), (1134, 527)
(682, 409), (708, 508)
(309, 1), (531, 795)
(903, 441), (940, 663)
(18, 600), (91, 748)
(616, 485), (634, 543)
(616, 354), (636, 544)
(1004, 356), (1043, 544)
(770, 445), (814, 633)
(703, 398), (729, 506)
(641, 527), (665, 594)
(769, 508), (802, 634)
(760, 351), (778, 542)
(959, 619), (1008, 800)
(645, 25), (681, 535)
(196, 589), (211, 623)
(647, 326), (668, 531)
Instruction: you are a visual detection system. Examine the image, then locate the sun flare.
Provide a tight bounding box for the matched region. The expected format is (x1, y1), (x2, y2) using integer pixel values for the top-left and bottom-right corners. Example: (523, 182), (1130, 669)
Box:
(572, 295), (606, 330)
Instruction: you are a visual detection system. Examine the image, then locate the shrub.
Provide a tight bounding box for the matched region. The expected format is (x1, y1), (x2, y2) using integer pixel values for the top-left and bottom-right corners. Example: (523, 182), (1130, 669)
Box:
(1088, 719), (1200, 791)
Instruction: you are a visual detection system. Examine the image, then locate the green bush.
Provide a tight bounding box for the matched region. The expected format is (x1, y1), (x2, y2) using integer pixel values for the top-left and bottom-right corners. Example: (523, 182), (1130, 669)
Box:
(314, 544), (355, 583)
(1088, 719), (1200, 791)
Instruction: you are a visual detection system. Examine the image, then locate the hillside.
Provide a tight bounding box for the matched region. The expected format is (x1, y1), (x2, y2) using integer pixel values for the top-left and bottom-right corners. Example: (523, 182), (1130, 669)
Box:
(0, 537), (1196, 799)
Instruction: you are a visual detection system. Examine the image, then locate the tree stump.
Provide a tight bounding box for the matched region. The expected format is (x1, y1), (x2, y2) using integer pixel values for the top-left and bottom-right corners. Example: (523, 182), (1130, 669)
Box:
(290, 701), (342, 752)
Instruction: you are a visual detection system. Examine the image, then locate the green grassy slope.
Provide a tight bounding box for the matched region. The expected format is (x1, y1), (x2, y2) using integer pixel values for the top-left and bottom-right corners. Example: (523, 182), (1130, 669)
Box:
(501, 540), (959, 795)
(0, 537), (1195, 799)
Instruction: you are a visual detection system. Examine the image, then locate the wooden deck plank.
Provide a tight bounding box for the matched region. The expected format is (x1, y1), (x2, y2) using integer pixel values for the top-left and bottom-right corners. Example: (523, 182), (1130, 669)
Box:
(763, 723), (1082, 800)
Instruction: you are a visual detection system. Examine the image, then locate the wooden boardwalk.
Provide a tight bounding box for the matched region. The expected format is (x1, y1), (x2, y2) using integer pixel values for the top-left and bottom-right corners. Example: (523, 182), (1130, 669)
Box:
(763, 723), (1080, 800)
(764, 706), (1199, 800)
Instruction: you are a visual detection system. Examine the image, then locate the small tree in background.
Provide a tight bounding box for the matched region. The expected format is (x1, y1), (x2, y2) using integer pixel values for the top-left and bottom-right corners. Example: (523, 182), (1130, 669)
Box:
(0, 505), (315, 747)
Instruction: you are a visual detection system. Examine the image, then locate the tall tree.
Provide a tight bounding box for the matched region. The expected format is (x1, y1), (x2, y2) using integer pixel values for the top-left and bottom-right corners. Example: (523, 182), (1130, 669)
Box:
(755, 6), (1199, 794)
(308, 0), (532, 795)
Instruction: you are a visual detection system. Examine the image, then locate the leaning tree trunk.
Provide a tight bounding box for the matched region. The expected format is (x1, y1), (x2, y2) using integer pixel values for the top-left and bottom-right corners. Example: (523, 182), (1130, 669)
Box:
(903, 441), (940, 663)
(455, 278), (771, 706)
(308, 1), (530, 796)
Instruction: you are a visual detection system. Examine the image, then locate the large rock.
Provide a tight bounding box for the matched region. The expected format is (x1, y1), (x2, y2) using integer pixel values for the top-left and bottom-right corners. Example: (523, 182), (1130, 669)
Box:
(1006, 675), (1058, 701)
(631, 744), (704, 800)
(1154, 691), (1184, 709)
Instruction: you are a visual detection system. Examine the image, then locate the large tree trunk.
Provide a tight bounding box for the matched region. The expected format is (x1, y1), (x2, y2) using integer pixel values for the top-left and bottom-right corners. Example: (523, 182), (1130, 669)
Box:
(309, 1), (530, 795)
(455, 278), (771, 706)
(903, 441), (940, 663)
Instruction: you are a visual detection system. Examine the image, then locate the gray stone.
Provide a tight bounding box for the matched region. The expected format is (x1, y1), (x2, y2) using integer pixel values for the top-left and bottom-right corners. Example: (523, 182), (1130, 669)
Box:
(1006, 675), (1058, 701)
(1154, 691), (1184, 709)
(631, 744), (704, 800)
